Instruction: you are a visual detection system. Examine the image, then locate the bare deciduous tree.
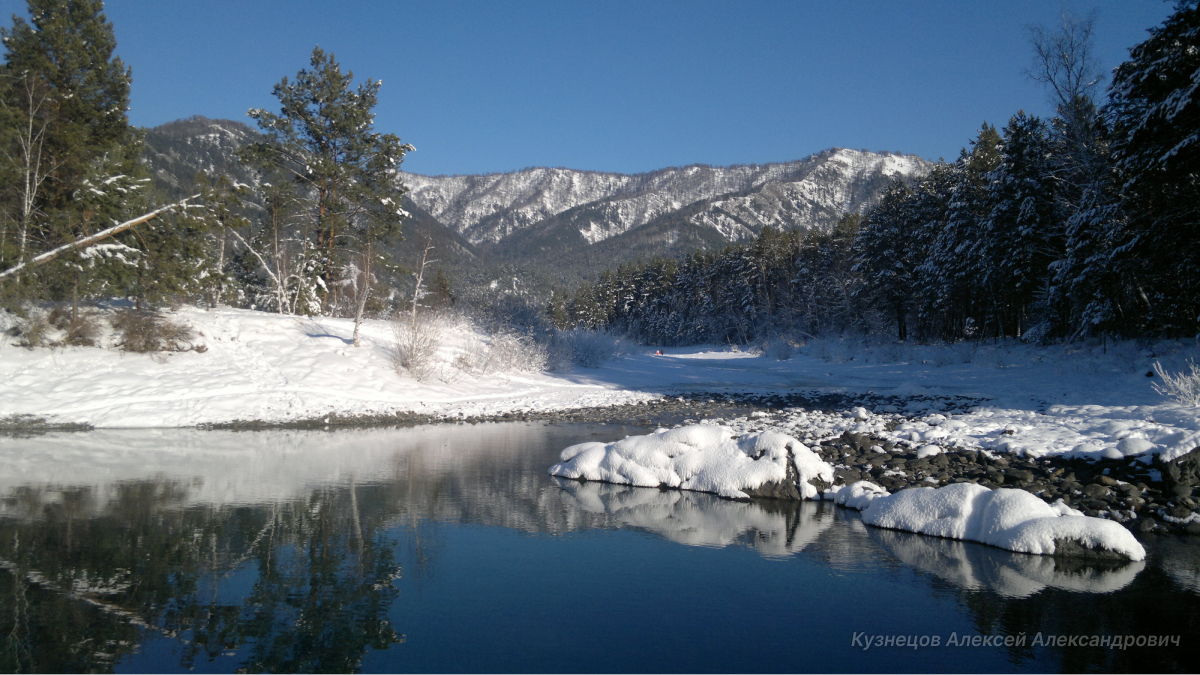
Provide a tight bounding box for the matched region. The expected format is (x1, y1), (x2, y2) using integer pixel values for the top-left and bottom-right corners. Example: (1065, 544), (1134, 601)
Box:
(1026, 10), (1103, 108)
(1, 70), (60, 282)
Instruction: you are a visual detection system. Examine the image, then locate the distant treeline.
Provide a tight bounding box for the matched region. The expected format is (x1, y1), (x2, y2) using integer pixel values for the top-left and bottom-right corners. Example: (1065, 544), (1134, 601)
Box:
(551, 3), (1200, 344)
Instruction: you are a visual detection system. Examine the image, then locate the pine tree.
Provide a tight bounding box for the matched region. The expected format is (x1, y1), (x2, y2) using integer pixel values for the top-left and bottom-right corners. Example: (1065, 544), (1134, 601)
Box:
(1, 0), (142, 302)
(919, 124), (1001, 340)
(239, 47), (415, 319)
(856, 181), (918, 340)
(1106, 0), (1200, 335)
(980, 112), (1060, 339)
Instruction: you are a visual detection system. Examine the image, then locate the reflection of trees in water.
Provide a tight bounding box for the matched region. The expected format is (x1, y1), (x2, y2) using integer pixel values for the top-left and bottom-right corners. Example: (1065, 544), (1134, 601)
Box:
(3, 428), (1200, 673)
(0, 477), (404, 673)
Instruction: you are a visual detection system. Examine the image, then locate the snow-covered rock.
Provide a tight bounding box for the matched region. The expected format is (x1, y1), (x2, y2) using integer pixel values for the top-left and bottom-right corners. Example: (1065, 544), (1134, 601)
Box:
(829, 481), (1146, 561)
(828, 480), (890, 510)
(548, 425), (834, 500)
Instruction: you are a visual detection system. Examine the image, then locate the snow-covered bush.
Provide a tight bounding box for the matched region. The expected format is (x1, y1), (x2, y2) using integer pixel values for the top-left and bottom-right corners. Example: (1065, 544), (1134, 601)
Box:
(801, 337), (851, 363)
(391, 311), (443, 382)
(976, 343), (1016, 369)
(1152, 359), (1200, 406)
(761, 334), (797, 361)
(551, 328), (625, 369)
(453, 327), (547, 375)
(877, 340), (910, 364)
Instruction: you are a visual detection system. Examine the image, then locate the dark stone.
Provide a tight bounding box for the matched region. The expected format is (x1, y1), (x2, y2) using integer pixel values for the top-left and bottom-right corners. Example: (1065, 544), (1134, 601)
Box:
(1187, 521), (1200, 535)
(1118, 484), (1142, 498)
(1083, 483), (1111, 499)
(1138, 518), (1158, 532)
(1154, 447), (1200, 496)
(840, 431), (875, 452)
(741, 479), (801, 499)
(1008, 469), (1035, 484)
(834, 468), (862, 485)
(1171, 504), (1193, 519)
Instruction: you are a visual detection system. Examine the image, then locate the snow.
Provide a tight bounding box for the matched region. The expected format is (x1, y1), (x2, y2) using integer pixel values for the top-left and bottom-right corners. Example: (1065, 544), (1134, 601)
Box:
(828, 481), (1146, 561)
(400, 149), (930, 245)
(2, 304), (1198, 477)
(548, 425), (833, 500)
(829, 480), (889, 510)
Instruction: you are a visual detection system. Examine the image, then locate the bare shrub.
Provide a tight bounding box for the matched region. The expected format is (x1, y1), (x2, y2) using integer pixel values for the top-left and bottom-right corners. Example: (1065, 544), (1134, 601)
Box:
(48, 307), (103, 347)
(9, 309), (51, 348)
(763, 335), (796, 361)
(951, 341), (977, 364)
(813, 337), (849, 364)
(878, 341), (909, 364)
(551, 328), (623, 369)
(112, 310), (195, 353)
(453, 327), (548, 375)
(391, 312), (442, 382)
(1152, 359), (1200, 406)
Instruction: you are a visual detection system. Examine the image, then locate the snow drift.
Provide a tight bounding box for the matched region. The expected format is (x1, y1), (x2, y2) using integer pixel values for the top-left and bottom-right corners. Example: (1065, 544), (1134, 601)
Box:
(548, 425), (834, 500)
(829, 481), (1146, 561)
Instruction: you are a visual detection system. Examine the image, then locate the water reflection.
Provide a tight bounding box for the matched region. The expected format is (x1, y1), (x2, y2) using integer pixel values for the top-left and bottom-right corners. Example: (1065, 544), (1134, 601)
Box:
(555, 478), (833, 557)
(866, 526), (1145, 598)
(0, 423), (1196, 673)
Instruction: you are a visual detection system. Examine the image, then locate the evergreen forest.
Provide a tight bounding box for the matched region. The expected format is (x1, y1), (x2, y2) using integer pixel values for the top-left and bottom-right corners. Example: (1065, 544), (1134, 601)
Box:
(550, 3), (1200, 345)
(1, 0), (1197, 348)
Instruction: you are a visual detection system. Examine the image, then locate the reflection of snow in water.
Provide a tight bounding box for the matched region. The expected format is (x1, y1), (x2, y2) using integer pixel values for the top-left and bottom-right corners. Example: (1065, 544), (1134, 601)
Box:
(869, 527), (1144, 598)
(554, 478), (833, 557)
(0, 424), (562, 516)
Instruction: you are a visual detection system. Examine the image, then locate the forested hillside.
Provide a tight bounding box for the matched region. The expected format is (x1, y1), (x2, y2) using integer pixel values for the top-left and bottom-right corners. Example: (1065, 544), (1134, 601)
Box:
(557, 3), (1200, 345)
(1, 0), (1195, 349)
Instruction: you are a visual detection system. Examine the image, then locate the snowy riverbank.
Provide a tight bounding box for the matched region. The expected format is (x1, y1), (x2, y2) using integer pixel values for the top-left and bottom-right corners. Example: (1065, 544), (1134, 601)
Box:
(547, 423), (1147, 560)
(2, 304), (1199, 467)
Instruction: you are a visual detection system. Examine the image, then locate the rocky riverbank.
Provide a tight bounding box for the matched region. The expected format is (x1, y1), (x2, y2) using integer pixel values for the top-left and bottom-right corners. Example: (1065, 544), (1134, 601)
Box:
(812, 429), (1200, 535)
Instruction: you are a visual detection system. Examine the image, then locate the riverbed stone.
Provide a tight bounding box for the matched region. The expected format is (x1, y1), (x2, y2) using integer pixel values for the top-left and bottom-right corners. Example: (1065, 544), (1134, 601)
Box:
(1154, 446), (1200, 496)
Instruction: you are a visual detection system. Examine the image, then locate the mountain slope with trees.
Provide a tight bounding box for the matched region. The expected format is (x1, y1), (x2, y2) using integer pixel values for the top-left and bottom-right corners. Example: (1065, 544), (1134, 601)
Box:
(558, 3), (1200, 345)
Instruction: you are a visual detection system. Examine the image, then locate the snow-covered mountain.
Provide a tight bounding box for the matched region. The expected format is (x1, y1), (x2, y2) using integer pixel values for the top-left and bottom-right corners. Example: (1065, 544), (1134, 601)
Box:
(139, 117), (931, 282)
(401, 148), (931, 247)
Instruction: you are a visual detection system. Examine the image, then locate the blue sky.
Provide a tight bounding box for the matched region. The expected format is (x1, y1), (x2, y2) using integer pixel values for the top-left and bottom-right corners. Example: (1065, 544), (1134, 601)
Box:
(0, 1), (1177, 176)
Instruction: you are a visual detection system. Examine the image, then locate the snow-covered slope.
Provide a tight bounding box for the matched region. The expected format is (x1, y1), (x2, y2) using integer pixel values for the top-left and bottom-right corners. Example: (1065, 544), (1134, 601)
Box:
(401, 148), (932, 246)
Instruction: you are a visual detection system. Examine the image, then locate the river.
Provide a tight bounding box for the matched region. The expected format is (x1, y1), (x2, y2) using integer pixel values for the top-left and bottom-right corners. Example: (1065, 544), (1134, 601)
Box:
(0, 422), (1196, 673)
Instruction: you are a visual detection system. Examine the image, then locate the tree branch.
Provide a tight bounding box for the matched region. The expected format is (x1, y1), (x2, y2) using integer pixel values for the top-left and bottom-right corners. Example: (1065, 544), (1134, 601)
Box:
(0, 195), (200, 282)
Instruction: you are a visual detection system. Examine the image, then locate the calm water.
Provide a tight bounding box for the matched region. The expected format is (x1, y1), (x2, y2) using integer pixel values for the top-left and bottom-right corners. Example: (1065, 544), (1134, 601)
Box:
(0, 421), (1197, 673)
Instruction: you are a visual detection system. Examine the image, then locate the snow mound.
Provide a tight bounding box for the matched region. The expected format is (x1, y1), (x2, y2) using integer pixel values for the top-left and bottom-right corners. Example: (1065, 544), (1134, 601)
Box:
(548, 425), (834, 500)
(827, 480), (890, 509)
(840, 482), (1145, 561)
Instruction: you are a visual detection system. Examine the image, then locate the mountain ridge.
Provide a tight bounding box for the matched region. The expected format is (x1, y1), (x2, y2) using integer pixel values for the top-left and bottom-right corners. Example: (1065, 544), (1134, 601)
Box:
(139, 116), (932, 285)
